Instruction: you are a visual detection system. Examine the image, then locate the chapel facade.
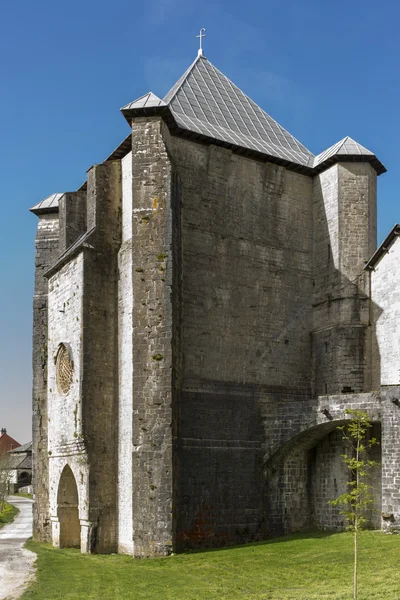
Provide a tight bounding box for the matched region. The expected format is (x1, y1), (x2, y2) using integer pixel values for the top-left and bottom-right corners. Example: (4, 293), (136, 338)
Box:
(31, 52), (400, 556)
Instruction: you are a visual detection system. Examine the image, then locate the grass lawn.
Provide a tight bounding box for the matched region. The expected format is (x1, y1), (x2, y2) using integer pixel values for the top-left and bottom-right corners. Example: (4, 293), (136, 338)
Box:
(22, 531), (400, 600)
(0, 501), (19, 528)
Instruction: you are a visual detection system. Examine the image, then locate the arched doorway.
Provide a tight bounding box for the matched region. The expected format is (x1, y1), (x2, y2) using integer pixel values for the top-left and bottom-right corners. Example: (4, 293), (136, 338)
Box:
(57, 465), (80, 548)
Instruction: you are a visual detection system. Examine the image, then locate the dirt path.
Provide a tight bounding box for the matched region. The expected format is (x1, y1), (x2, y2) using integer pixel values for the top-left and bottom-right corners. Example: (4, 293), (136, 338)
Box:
(0, 496), (36, 600)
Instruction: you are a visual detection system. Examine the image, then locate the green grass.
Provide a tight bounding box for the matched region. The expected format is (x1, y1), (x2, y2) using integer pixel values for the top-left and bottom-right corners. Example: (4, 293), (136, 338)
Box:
(21, 531), (400, 599)
(11, 492), (33, 499)
(0, 501), (19, 528)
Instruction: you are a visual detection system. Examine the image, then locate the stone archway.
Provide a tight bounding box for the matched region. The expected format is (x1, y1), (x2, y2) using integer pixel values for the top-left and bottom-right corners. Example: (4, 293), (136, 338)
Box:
(57, 465), (80, 548)
(264, 419), (382, 536)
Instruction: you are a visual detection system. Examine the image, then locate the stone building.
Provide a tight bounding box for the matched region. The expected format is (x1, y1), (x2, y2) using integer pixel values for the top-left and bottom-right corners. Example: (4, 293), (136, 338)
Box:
(30, 51), (400, 556)
(7, 442), (32, 493)
(0, 429), (20, 454)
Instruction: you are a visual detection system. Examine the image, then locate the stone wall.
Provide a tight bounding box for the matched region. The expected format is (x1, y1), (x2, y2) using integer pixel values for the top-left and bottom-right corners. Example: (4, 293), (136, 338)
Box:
(32, 212), (60, 542)
(381, 386), (400, 531)
(164, 134), (314, 549)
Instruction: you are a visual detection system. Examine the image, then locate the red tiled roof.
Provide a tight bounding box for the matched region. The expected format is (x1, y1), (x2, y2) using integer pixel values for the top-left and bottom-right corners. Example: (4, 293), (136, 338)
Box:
(0, 432), (21, 453)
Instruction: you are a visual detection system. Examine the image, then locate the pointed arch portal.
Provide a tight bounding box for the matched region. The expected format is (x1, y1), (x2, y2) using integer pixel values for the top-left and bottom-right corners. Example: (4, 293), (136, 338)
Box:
(57, 464), (80, 548)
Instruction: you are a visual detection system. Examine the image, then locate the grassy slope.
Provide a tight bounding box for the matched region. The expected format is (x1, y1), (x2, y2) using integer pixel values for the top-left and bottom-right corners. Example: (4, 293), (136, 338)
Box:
(0, 501), (19, 528)
(22, 532), (400, 600)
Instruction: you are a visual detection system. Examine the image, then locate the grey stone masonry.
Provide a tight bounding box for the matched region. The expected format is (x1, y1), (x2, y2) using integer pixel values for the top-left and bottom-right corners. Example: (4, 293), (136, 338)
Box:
(130, 117), (176, 557)
(312, 163), (377, 396)
(381, 386), (400, 532)
(82, 162), (122, 553)
(32, 212), (60, 541)
(58, 191), (87, 255)
(31, 53), (396, 555)
(163, 133), (314, 550)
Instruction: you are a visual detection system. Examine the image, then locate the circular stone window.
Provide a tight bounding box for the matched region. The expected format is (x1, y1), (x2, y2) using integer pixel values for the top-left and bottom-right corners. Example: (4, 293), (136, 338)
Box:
(55, 343), (74, 394)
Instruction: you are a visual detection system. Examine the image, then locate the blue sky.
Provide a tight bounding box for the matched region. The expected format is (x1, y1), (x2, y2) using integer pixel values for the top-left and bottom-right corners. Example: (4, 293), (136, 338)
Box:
(1, 0), (399, 442)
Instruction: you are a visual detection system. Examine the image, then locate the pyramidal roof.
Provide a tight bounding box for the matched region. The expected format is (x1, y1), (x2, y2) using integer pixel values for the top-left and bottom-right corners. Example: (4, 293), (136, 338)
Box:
(313, 136), (376, 166)
(30, 192), (64, 214)
(122, 92), (166, 111)
(122, 54), (314, 170)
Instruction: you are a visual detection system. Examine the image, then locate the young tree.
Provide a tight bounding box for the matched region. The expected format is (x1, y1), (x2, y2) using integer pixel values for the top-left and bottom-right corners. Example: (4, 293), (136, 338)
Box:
(329, 409), (379, 600)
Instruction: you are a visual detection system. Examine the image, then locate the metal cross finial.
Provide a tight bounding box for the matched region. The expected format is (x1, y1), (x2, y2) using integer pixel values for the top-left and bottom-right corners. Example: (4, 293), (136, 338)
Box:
(196, 28), (206, 57)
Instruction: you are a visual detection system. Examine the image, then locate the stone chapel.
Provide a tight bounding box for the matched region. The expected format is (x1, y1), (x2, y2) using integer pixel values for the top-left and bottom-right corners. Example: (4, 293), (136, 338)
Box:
(30, 50), (400, 556)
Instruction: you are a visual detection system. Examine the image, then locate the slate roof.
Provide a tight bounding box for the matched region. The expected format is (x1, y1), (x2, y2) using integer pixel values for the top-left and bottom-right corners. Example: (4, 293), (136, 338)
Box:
(30, 193), (64, 215)
(17, 455), (32, 470)
(9, 441), (32, 454)
(122, 55), (313, 170)
(313, 136), (385, 175)
(121, 55), (385, 176)
(30, 55), (386, 220)
(121, 92), (166, 110)
(4, 454), (23, 470)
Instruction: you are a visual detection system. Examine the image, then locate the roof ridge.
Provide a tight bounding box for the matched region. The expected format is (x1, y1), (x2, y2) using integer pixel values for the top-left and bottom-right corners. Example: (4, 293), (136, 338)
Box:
(204, 59), (314, 159)
(337, 136), (349, 151)
(163, 54), (203, 104)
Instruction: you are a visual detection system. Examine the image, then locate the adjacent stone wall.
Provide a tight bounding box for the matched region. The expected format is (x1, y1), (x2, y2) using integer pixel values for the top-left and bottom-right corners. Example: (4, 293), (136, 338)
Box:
(381, 386), (400, 531)
(371, 236), (400, 385)
(32, 211), (60, 542)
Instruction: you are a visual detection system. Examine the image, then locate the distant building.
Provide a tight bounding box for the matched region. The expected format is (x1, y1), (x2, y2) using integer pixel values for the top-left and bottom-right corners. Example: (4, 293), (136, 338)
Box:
(7, 442), (33, 493)
(0, 428), (21, 453)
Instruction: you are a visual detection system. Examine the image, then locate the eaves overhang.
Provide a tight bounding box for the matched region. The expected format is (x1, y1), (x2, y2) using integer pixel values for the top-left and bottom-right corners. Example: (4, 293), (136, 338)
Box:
(364, 224), (400, 271)
(120, 104), (317, 175)
(30, 193), (65, 215)
(45, 228), (95, 279)
(313, 154), (386, 177)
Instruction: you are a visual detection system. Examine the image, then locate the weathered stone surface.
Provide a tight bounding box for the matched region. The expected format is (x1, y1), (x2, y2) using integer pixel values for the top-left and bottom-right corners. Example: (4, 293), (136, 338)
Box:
(312, 164), (377, 396)
(31, 109), (398, 556)
(32, 212), (60, 542)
